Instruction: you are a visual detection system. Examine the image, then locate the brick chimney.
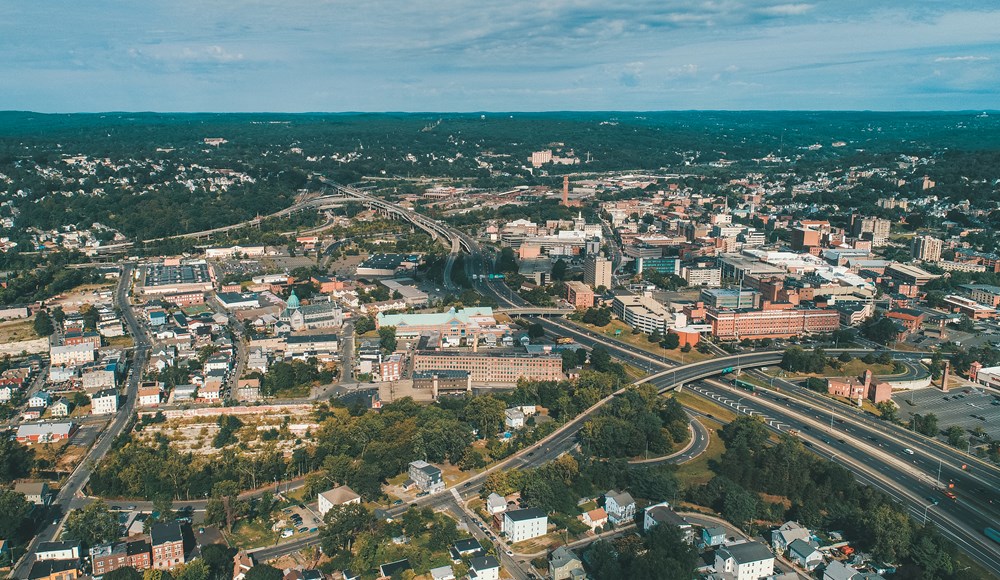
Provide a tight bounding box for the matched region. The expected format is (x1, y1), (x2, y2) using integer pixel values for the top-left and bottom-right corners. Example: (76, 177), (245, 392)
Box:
(940, 360), (951, 392)
(562, 176), (569, 206)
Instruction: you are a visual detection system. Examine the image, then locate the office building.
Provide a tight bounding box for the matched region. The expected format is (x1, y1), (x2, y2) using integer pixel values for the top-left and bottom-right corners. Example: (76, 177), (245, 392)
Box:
(700, 288), (760, 310)
(413, 351), (563, 385)
(611, 293), (672, 334)
(565, 281), (595, 308)
(707, 307), (840, 340)
(583, 254), (613, 290)
(912, 235), (943, 262)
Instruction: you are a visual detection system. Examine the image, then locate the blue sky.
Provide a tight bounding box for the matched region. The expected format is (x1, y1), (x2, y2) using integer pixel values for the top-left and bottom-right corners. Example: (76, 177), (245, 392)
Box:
(5, 1), (1000, 112)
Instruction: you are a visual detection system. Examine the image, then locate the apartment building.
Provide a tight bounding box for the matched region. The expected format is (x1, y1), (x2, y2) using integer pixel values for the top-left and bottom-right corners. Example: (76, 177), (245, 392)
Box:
(707, 307), (840, 340)
(503, 508), (548, 543)
(565, 281), (595, 308)
(912, 235), (943, 262)
(413, 351), (563, 385)
(583, 254), (613, 290)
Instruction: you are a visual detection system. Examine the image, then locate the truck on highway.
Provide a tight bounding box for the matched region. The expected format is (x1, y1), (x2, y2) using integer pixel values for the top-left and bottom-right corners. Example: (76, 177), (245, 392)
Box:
(985, 527), (1000, 544)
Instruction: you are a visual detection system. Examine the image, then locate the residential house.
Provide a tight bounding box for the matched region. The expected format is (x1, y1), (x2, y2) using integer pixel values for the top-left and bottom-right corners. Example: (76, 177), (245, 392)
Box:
(643, 502), (694, 543)
(35, 541), (81, 561)
(408, 460), (444, 494)
(503, 508), (548, 543)
(450, 538), (485, 561)
(317, 486), (362, 517)
(14, 481), (50, 505)
(150, 522), (185, 570)
(430, 565), (456, 580)
(714, 541), (775, 580)
(0, 384), (15, 403)
(603, 489), (636, 525)
(468, 556), (500, 580)
(824, 561), (860, 580)
(26, 559), (79, 580)
(504, 408), (525, 430)
(379, 559), (411, 578)
(771, 521), (811, 553)
(702, 526), (727, 548)
(91, 541), (144, 577)
(138, 383), (163, 407)
(236, 378), (261, 402)
(579, 508), (607, 531)
(549, 546), (585, 580)
(788, 539), (823, 571)
(22, 406), (45, 421)
(28, 390), (52, 408)
(49, 398), (72, 418)
(91, 389), (119, 415)
(233, 550), (254, 580)
(486, 493), (507, 515)
(124, 540), (152, 572)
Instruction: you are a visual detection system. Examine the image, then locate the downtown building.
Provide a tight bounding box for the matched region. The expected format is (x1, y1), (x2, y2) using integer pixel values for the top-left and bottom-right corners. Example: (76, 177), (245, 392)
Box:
(413, 351), (563, 385)
(707, 306), (840, 340)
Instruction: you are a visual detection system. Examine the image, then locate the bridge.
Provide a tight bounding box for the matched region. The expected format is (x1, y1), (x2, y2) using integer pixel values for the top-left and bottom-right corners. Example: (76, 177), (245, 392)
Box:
(498, 307), (574, 316)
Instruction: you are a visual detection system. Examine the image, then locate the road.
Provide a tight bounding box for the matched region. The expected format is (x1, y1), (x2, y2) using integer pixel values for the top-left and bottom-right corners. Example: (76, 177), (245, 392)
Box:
(12, 264), (151, 579)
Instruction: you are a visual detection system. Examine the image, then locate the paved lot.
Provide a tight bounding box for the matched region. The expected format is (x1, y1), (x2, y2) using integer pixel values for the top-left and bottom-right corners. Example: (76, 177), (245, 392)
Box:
(894, 386), (1000, 440)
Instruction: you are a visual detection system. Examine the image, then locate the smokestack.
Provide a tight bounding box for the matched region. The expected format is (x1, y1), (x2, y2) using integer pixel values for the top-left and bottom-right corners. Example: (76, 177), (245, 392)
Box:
(940, 360), (950, 392)
(562, 176), (569, 206)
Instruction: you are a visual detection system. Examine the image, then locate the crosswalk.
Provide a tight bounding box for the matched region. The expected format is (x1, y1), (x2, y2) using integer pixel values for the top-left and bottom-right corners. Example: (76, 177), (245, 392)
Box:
(689, 384), (791, 432)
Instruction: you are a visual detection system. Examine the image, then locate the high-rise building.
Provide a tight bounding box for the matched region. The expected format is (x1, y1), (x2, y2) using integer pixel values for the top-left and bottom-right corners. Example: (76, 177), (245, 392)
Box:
(584, 254), (613, 290)
(912, 235), (943, 262)
(850, 215), (891, 247)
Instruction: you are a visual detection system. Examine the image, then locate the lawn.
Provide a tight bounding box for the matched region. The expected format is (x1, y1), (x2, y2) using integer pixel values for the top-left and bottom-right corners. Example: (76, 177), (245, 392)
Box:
(227, 519), (281, 549)
(673, 391), (738, 423)
(565, 319), (713, 364)
(761, 359), (898, 379)
(674, 417), (726, 489)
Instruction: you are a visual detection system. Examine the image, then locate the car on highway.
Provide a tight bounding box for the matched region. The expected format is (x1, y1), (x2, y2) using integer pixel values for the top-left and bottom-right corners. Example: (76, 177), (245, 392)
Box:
(943, 491), (957, 500)
(903, 448), (914, 455)
(926, 496), (939, 505)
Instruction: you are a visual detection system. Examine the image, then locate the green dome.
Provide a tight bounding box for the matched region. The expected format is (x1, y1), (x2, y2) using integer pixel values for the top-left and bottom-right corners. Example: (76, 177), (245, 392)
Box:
(287, 289), (300, 309)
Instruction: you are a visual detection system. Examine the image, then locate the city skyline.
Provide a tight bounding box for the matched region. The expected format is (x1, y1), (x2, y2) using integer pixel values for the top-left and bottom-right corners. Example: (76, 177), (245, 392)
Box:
(5, 0), (1000, 113)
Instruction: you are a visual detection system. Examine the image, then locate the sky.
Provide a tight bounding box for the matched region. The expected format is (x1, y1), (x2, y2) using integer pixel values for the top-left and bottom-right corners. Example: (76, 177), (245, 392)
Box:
(4, 1), (1000, 112)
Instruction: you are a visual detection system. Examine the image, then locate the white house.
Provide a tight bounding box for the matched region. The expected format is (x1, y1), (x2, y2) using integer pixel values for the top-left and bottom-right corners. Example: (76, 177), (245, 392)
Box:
(603, 489), (636, 525)
(714, 541), (774, 580)
(788, 539), (823, 571)
(429, 565), (455, 580)
(35, 541), (81, 561)
(824, 561), (860, 580)
(49, 398), (72, 417)
(771, 521), (811, 553)
(504, 408), (525, 430)
(139, 385), (163, 406)
(408, 460), (444, 494)
(28, 390), (52, 408)
(91, 389), (119, 415)
(486, 493), (507, 515)
(503, 508), (547, 543)
(468, 556), (500, 580)
(317, 486), (362, 518)
(643, 502), (694, 543)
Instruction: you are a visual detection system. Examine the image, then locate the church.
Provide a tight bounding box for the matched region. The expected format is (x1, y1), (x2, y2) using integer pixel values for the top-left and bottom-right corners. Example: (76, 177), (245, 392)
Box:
(279, 290), (344, 331)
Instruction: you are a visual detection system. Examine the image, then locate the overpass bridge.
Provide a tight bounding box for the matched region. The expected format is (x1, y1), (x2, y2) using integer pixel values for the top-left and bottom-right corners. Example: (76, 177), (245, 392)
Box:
(498, 307), (574, 316)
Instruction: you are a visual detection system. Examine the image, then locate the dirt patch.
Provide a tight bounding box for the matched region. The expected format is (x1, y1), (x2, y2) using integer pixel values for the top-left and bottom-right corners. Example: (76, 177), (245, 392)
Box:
(0, 317), (39, 343)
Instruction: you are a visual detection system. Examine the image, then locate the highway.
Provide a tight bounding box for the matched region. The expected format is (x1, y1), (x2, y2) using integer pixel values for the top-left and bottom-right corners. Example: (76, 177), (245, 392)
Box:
(12, 264), (151, 579)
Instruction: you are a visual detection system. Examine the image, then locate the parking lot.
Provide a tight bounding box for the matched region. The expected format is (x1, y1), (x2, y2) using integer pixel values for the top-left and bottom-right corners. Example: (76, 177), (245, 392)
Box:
(276, 502), (322, 537)
(894, 386), (1000, 440)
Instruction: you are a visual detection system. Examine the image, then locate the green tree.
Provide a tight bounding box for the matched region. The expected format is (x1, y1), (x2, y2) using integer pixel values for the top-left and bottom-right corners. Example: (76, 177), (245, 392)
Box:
(354, 316), (376, 334)
(863, 317), (901, 345)
(945, 425), (967, 448)
(552, 258), (567, 281)
(660, 332), (680, 350)
(320, 503), (375, 557)
(244, 565), (283, 580)
(0, 437), (34, 484)
(104, 568), (143, 580)
(0, 489), (30, 541)
(378, 326), (397, 353)
(876, 401), (898, 422)
(175, 559), (210, 580)
(64, 500), (118, 548)
(527, 323), (545, 340)
(33, 309), (54, 337)
(464, 395), (506, 436)
(864, 504), (912, 563)
(199, 544), (237, 580)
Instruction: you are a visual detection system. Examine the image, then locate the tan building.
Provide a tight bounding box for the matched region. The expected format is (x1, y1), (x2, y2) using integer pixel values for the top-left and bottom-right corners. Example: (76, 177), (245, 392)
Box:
(318, 485), (362, 517)
(565, 281), (595, 308)
(583, 254), (613, 290)
(827, 369), (892, 404)
(912, 235), (943, 262)
(413, 351), (563, 385)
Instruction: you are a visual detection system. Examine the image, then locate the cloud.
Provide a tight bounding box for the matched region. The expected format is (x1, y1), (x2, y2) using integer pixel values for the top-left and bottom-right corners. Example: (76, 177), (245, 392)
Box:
(934, 55), (990, 62)
(757, 3), (815, 16)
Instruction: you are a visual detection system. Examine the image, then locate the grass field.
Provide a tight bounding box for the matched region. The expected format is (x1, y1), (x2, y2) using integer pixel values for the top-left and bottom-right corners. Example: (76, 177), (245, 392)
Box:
(761, 359), (897, 379)
(566, 319), (713, 364)
(0, 317), (38, 344)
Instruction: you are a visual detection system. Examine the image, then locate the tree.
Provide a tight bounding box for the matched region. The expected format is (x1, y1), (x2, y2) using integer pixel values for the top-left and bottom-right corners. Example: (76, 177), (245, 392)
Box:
(354, 316), (376, 334)
(244, 565), (283, 580)
(945, 425), (967, 448)
(199, 544), (237, 579)
(174, 559), (210, 580)
(527, 323), (545, 340)
(104, 569), (143, 580)
(864, 504), (912, 563)
(660, 332), (680, 350)
(320, 503), (375, 557)
(838, 352), (853, 363)
(64, 500), (118, 548)
(378, 326), (397, 353)
(582, 307), (612, 327)
(464, 395), (506, 436)
(863, 317), (901, 345)
(0, 437), (34, 484)
(911, 413), (939, 437)
(876, 401), (898, 423)
(552, 258), (568, 281)
(0, 489), (30, 541)
(33, 309), (54, 337)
